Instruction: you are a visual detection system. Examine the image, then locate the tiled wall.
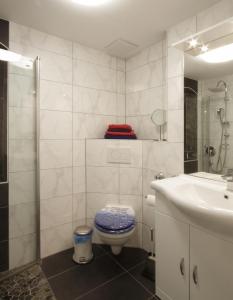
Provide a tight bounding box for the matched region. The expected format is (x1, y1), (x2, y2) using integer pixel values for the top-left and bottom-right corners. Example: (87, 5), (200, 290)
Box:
(8, 21), (184, 261)
(7, 0), (232, 263)
(86, 139), (183, 251)
(166, 47), (184, 144)
(9, 22), (126, 261)
(123, 41), (184, 249)
(125, 41), (166, 140)
(86, 139), (143, 248)
(142, 140), (183, 249)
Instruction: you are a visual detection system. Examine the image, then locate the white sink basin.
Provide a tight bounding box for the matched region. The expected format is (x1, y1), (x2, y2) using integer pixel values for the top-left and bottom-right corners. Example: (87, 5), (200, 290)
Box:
(151, 174), (233, 236)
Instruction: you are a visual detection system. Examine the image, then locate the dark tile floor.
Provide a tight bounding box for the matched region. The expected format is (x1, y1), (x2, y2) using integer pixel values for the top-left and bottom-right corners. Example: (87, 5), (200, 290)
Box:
(42, 245), (159, 300)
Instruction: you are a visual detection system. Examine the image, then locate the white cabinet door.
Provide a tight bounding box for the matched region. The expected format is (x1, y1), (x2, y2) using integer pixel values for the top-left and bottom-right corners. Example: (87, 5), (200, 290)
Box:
(156, 213), (189, 300)
(190, 227), (233, 300)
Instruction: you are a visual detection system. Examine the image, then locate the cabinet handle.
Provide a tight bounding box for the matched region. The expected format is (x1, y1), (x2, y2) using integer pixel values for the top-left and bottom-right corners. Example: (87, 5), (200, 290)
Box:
(179, 258), (185, 276)
(193, 266), (198, 285)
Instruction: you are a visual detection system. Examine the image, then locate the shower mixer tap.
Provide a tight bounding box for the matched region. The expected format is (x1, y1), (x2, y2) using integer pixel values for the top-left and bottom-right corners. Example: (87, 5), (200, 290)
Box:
(205, 146), (216, 157)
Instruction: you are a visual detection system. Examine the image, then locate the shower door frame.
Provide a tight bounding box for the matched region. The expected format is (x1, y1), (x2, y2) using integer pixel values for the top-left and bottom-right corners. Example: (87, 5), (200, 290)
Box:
(0, 55), (41, 277)
(35, 56), (41, 263)
(6, 56), (41, 271)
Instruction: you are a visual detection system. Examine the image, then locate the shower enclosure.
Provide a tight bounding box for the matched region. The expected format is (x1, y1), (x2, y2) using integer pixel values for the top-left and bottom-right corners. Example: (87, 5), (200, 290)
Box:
(184, 74), (231, 175)
(206, 81), (230, 173)
(200, 92), (230, 174)
(183, 79), (229, 175)
(0, 53), (40, 274)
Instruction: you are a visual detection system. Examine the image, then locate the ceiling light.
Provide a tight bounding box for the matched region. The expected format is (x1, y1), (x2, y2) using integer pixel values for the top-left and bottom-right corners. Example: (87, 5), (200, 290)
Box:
(72, 0), (112, 6)
(199, 43), (233, 63)
(0, 48), (22, 62)
(200, 44), (208, 52)
(189, 38), (198, 48)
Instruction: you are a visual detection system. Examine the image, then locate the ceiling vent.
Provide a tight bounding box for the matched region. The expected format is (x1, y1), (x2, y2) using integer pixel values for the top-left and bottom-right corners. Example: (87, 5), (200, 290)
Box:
(105, 39), (139, 58)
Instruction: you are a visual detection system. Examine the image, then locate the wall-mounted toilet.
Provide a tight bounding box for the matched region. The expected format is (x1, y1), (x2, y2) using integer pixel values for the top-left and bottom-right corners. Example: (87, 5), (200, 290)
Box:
(94, 205), (136, 255)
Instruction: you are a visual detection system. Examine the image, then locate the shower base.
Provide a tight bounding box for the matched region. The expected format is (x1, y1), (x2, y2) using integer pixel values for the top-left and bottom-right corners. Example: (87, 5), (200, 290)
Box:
(0, 264), (56, 300)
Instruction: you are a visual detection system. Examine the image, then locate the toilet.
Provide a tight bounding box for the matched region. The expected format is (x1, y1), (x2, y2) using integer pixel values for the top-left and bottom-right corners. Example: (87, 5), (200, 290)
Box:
(94, 204), (136, 255)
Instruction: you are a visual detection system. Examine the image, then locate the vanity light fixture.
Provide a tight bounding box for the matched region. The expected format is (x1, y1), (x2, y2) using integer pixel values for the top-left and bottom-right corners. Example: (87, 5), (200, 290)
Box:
(13, 58), (33, 70)
(0, 42), (22, 62)
(0, 42), (33, 69)
(189, 38), (198, 48)
(200, 44), (208, 52)
(199, 43), (233, 63)
(72, 0), (112, 6)
(0, 48), (21, 62)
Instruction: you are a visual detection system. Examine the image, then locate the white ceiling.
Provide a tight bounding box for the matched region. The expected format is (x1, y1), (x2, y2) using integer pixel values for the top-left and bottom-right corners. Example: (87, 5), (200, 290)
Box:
(185, 53), (233, 80)
(0, 0), (219, 57)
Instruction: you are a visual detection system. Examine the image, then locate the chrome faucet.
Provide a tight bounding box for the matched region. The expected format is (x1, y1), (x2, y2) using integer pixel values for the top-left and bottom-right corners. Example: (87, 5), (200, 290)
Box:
(222, 169), (233, 192)
(222, 169), (233, 181)
(154, 172), (165, 180)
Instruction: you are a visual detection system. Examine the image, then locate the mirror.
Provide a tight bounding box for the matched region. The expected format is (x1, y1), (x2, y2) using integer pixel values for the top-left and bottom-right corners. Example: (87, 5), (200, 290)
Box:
(175, 18), (233, 175)
(151, 109), (166, 126)
(151, 109), (166, 141)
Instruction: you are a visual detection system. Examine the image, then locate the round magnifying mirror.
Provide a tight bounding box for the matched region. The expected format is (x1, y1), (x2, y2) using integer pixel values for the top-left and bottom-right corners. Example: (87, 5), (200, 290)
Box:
(151, 109), (166, 126)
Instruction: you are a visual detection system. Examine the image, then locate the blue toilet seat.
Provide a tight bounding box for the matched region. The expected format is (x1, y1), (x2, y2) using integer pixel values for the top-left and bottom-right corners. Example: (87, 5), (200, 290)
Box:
(95, 207), (135, 234)
(95, 222), (135, 234)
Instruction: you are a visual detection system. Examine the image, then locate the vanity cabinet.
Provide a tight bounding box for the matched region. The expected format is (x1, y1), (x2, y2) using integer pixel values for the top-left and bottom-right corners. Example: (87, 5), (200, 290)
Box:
(190, 227), (233, 300)
(156, 212), (233, 300)
(156, 213), (189, 300)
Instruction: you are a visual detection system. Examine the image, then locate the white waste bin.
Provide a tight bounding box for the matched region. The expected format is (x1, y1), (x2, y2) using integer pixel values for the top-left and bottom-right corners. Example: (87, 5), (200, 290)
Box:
(73, 225), (93, 264)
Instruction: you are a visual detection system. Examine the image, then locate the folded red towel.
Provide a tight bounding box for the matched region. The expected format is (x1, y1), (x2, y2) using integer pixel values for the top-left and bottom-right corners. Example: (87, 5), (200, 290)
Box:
(108, 124), (132, 131)
(108, 128), (132, 133)
(105, 134), (137, 139)
(105, 130), (136, 137)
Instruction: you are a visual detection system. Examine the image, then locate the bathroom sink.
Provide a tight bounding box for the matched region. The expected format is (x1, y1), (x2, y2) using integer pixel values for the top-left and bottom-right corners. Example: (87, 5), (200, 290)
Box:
(151, 175), (233, 236)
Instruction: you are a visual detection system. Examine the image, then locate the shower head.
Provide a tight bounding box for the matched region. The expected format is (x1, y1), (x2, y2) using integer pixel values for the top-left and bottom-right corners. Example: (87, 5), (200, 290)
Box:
(217, 80), (227, 89)
(208, 87), (226, 93)
(208, 80), (228, 93)
(208, 80), (230, 101)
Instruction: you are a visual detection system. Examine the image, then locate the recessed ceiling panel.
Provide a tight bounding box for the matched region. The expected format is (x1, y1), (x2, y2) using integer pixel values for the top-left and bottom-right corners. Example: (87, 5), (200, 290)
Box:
(105, 39), (138, 58)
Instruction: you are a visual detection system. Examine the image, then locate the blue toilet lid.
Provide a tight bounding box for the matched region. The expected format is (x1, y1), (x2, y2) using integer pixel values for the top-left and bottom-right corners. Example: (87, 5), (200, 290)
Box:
(95, 207), (135, 232)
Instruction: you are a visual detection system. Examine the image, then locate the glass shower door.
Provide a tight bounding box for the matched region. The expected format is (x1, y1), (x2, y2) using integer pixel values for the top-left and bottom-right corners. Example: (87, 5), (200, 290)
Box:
(0, 52), (9, 274)
(0, 59), (7, 183)
(8, 56), (40, 270)
(200, 98), (211, 172)
(184, 86), (198, 174)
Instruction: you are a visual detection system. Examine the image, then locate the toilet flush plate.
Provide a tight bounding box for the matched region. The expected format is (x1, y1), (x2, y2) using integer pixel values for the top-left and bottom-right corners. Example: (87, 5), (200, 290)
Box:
(107, 147), (131, 164)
